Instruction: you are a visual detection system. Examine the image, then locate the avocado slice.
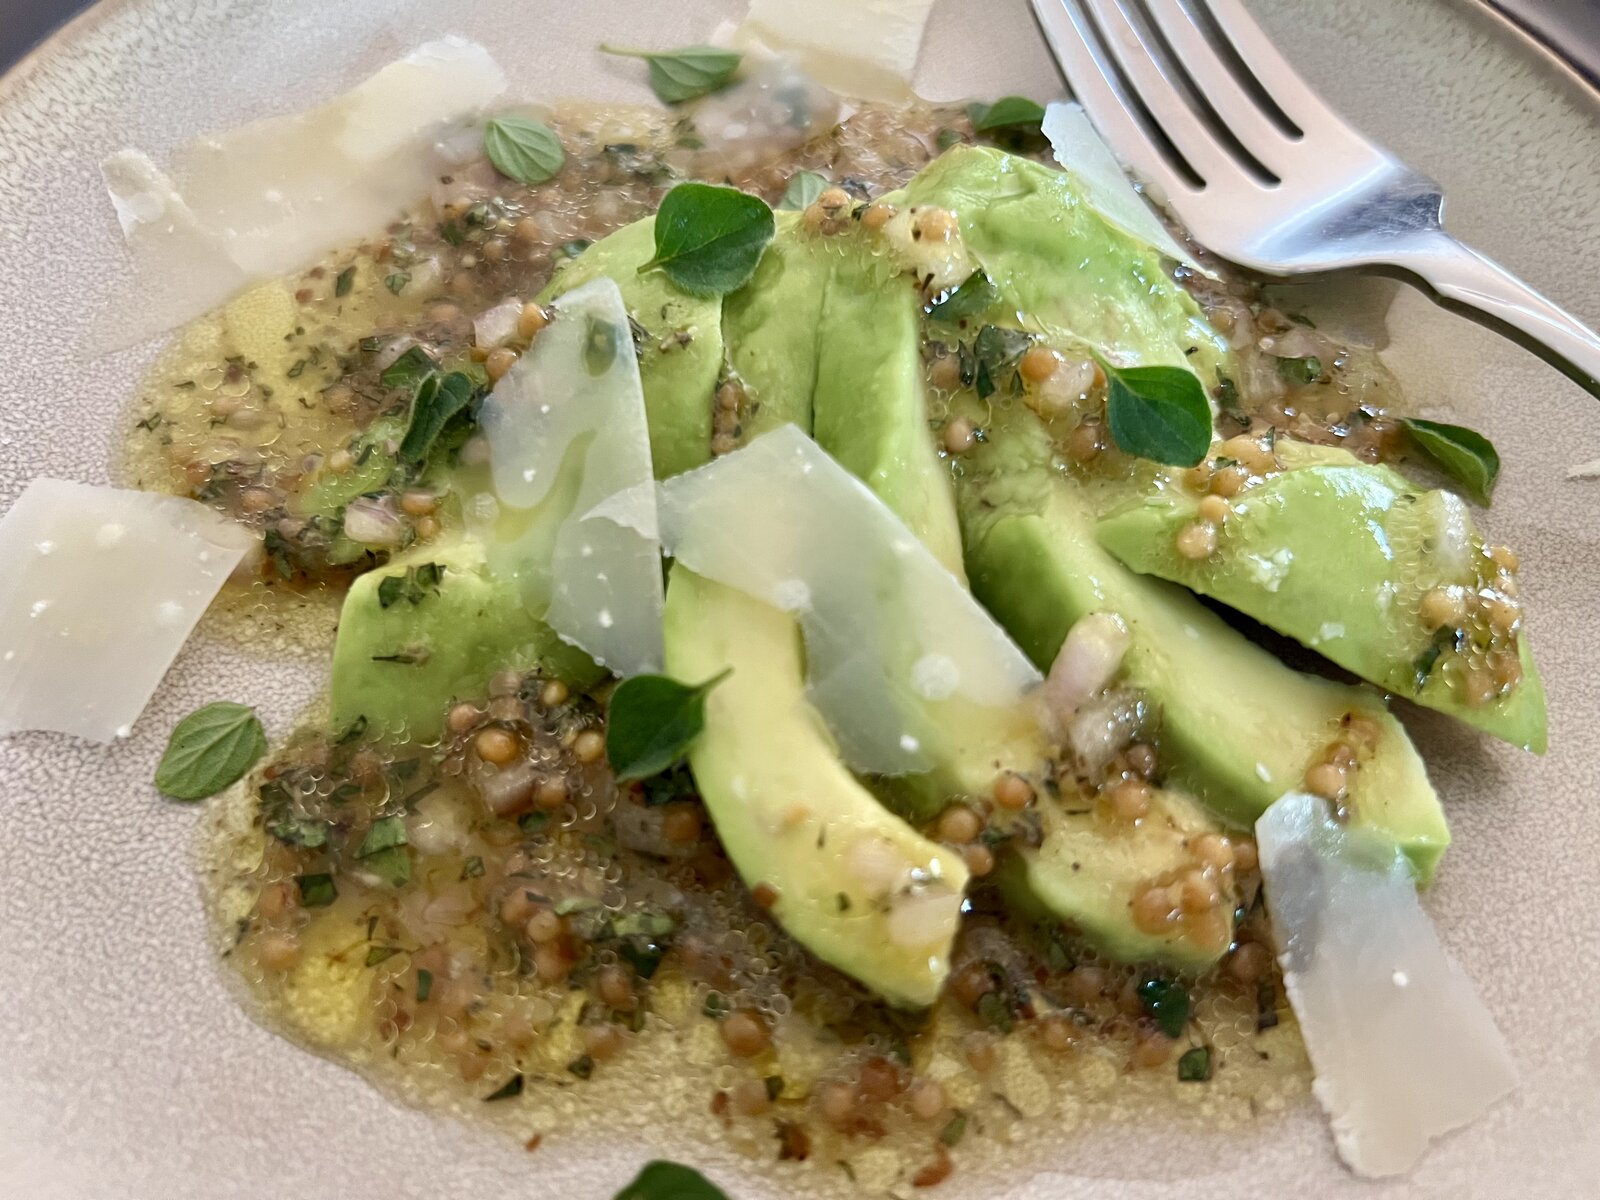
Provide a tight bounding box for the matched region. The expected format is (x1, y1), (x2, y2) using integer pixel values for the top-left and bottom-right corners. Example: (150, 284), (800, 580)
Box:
(540, 217), (724, 479)
(958, 401), (1449, 880)
(664, 569), (969, 1008)
(329, 529), (602, 737)
(722, 211), (831, 439)
(894, 145), (1229, 385)
(1095, 442), (1548, 753)
(996, 786), (1237, 971)
(811, 237), (967, 580)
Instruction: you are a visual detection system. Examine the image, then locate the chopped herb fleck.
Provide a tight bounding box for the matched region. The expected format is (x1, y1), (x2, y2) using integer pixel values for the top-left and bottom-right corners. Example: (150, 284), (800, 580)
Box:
(364, 945), (400, 968)
(566, 1053), (595, 1080)
(334, 266), (355, 297)
(939, 1111), (968, 1146)
(483, 1074), (524, 1102)
(1138, 977), (1191, 1038)
(416, 968), (434, 1002)
(1177, 1045), (1214, 1082)
(460, 855), (486, 880)
(295, 873), (337, 908)
(1277, 355), (1324, 386)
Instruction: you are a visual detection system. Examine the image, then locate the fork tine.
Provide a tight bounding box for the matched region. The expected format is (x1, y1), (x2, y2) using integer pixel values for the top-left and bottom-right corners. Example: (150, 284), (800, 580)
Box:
(1030, 0), (1201, 203)
(1081, 0), (1247, 187)
(1192, 0), (1352, 141)
(1141, 0), (1299, 175)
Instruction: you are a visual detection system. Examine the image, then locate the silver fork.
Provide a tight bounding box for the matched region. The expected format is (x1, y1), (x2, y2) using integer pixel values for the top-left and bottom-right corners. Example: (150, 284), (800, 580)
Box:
(1030, 0), (1600, 399)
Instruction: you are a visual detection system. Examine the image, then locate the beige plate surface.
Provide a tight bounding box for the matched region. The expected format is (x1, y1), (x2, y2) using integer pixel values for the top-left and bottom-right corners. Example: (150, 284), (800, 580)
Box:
(1, 0), (1598, 1196)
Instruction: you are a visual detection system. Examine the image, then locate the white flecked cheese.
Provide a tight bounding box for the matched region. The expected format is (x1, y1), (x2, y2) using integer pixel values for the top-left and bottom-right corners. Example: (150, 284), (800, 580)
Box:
(95, 38), (506, 349)
(655, 424), (1040, 775)
(0, 480), (255, 741)
(1256, 791), (1517, 1177)
(477, 277), (664, 677)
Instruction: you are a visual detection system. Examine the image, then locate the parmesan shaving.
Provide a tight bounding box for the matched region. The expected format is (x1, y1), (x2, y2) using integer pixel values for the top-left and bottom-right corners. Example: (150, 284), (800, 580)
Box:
(94, 38), (506, 350)
(656, 425), (1040, 775)
(477, 277), (664, 677)
(731, 0), (937, 102)
(1042, 101), (1212, 276)
(1256, 792), (1516, 1177)
(0, 480), (255, 742)
(1566, 457), (1600, 480)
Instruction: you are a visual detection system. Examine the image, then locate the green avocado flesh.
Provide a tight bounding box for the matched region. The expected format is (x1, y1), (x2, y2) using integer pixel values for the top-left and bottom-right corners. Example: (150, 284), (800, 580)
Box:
(810, 239), (967, 581)
(722, 211), (830, 438)
(955, 400), (1448, 882)
(329, 531), (602, 738)
(997, 785), (1234, 972)
(664, 569), (969, 1009)
(896, 145), (1229, 385)
(1096, 442), (1548, 753)
(894, 147), (1448, 882)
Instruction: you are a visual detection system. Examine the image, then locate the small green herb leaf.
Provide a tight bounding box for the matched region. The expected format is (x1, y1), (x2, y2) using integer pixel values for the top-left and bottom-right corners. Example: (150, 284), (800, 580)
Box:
(416, 968), (434, 1002)
(362, 845), (412, 888)
(1138, 977), (1191, 1038)
(334, 266), (355, 297)
(460, 855), (486, 880)
(613, 1160), (732, 1200)
(357, 814), (408, 858)
(399, 371), (476, 464)
(601, 44), (742, 105)
(154, 702), (267, 800)
(483, 115), (565, 185)
(1177, 1045), (1213, 1082)
(267, 816), (329, 849)
(606, 670), (731, 782)
(295, 873), (337, 908)
(1402, 418), (1501, 506)
(1105, 364), (1214, 467)
(926, 270), (999, 324)
(365, 945), (400, 968)
(378, 563), (448, 609)
(778, 169), (830, 211)
(641, 183), (775, 298)
(385, 271), (411, 295)
(380, 345), (438, 391)
(971, 96), (1046, 133)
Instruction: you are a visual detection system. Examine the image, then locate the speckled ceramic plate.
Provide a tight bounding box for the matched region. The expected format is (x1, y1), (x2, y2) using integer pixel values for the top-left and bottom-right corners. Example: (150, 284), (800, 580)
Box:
(1, 1), (1597, 1197)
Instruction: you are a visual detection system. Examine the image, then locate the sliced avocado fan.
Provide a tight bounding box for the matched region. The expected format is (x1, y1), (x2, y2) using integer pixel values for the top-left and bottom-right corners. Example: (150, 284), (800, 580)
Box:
(890, 144), (1451, 882)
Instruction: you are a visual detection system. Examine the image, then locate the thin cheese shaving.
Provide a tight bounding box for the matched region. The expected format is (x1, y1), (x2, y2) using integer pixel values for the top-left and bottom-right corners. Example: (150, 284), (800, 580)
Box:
(93, 38), (506, 350)
(1256, 791), (1516, 1177)
(731, 0), (937, 102)
(1042, 101), (1212, 276)
(0, 480), (255, 742)
(477, 277), (664, 677)
(655, 424), (1040, 775)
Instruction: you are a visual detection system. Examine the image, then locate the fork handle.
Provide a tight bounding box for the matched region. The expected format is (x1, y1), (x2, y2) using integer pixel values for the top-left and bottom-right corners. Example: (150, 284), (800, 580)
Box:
(1405, 234), (1600, 400)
